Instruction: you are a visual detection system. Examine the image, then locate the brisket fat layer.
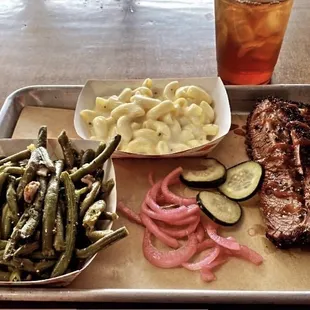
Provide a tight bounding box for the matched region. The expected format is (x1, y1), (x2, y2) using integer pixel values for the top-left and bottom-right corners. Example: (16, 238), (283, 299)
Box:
(246, 97), (310, 248)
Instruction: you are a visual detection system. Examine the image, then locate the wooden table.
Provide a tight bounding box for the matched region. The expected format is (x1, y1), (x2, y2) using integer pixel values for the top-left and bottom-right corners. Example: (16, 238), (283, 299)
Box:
(1, 0), (310, 109)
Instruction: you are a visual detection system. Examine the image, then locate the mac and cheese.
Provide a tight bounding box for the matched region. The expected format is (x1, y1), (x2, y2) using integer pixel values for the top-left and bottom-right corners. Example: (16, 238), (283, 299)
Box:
(80, 79), (219, 155)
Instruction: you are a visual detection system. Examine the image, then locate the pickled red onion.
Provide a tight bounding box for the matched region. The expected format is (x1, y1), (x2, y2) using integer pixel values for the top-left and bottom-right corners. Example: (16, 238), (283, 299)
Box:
(201, 256), (228, 271)
(173, 215), (199, 226)
(143, 229), (198, 268)
(230, 245), (263, 266)
(141, 201), (199, 224)
(200, 268), (216, 282)
(182, 246), (221, 271)
(159, 216), (200, 239)
(140, 213), (179, 249)
(117, 202), (143, 226)
(206, 224), (240, 251)
(195, 223), (205, 243)
(197, 239), (216, 253)
(161, 167), (196, 206)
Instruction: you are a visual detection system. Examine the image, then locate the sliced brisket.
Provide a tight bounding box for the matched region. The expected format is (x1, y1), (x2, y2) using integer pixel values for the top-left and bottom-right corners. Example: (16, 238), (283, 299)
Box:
(246, 97), (310, 248)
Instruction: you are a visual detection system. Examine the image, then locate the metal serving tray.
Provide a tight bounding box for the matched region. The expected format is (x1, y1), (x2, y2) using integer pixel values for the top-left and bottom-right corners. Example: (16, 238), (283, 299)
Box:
(0, 84), (310, 304)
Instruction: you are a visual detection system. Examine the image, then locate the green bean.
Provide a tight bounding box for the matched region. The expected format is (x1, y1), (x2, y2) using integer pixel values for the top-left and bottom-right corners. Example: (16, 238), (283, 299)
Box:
(53, 202), (66, 252)
(100, 179), (115, 200)
(3, 208), (31, 260)
(3, 167), (25, 175)
(0, 172), (8, 197)
(0, 149), (31, 166)
(6, 176), (19, 225)
(34, 230), (40, 241)
(0, 162), (15, 172)
(51, 171), (77, 278)
(11, 258), (35, 272)
(70, 135), (121, 182)
(79, 181), (101, 218)
(42, 160), (64, 257)
(20, 177), (47, 239)
(76, 227), (129, 259)
(100, 211), (119, 221)
(14, 242), (39, 257)
(1, 204), (12, 240)
(0, 240), (7, 250)
(87, 230), (113, 242)
(58, 130), (75, 169)
(30, 251), (57, 260)
(95, 142), (106, 157)
(83, 200), (106, 231)
(19, 209), (40, 239)
(18, 159), (29, 168)
(35, 260), (56, 273)
(76, 150), (84, 168)
(0, 271), (10, 281)
(0, 258), (35, 272)
(75, 187), (89, 204)
(9, 269), (21, 282)
(94, 168), (104, 181)
(37, 126), (47, 148)
(36, 147), (55, 173)
(80, 149), (95, 166)
(16, 162), (36, 201)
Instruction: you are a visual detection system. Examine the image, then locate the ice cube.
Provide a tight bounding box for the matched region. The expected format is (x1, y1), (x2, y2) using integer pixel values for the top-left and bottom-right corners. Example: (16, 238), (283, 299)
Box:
(255, 9), (289, 37)
(232, 20), (255, 44)
(237, 40), (265, 58)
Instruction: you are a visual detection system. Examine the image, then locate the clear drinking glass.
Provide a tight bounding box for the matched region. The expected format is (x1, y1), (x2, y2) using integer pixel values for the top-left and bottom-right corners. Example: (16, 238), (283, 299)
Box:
(215, 0), (294, 85)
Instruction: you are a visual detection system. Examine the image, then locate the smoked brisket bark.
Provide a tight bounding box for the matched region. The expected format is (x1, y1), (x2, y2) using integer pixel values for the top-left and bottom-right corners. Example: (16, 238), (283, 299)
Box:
(246, 97), (310, 248)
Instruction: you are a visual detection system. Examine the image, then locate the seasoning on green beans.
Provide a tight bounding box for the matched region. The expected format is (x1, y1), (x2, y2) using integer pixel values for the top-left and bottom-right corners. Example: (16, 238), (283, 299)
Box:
(6, 176), (19, 225)
(53, 201), (66, 252)
(51, 172), (77, 278)
(1, 204), (12, 240)
(58, 130), (75, 169)
(20, 177), (47, 239)
(0, 127), (127, 282)
(76, 227), (129, 259)
(0, 149), (31, 166)
(42, 160), (64, 257)
(37, 126), (47, 149)
(83, 200), (106, 232)
(87, 230), (113, 242)
(79, 181), (101, 218)
(70, 134), (121, 182)
(14, 242), (40, 257)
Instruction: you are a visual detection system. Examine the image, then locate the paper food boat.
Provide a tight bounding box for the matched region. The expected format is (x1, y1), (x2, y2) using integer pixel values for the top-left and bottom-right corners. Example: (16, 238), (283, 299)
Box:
(0, 139), (116, 287)
(74, 77), (231, 158)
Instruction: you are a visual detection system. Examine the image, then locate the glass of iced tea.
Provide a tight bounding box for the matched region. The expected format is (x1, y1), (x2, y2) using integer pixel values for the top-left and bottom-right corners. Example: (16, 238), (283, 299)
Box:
(215, 0), (294, 85)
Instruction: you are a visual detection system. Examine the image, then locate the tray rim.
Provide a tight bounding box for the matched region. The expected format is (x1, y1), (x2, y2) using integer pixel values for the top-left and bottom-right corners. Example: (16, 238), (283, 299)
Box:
(0, 288), (310, 304)
(3, 82), (310, 112)
(2, 83), (310, 303)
